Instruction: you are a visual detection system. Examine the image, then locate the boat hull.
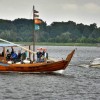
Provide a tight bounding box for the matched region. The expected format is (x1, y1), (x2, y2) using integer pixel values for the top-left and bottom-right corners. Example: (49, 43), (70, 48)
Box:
(0, 60), (68, 72)
(0, 49), (75, 73)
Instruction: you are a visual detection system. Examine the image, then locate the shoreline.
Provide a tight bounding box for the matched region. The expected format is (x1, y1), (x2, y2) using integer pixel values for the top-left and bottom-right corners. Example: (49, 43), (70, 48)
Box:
(15, 42), (98, 47)
(0, 42), (99, 46)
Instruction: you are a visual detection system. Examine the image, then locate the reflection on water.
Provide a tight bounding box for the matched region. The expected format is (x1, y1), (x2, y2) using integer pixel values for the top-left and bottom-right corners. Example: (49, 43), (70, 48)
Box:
(0, 46), (100, 100)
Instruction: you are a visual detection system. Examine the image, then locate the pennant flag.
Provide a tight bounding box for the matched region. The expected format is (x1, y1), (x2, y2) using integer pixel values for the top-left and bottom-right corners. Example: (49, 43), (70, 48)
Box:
(35, 24), (40, 30)
(34, 14), (39, 17)
(34, 19), (42, 24)
(34, 10), (39, 13)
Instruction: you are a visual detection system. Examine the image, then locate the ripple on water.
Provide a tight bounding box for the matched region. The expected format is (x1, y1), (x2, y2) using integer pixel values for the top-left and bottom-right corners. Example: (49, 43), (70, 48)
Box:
(0, 46), (100, 100)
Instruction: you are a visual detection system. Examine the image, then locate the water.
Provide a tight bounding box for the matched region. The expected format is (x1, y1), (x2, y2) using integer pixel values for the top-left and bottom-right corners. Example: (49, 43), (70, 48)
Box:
(0, 46), (100, 100)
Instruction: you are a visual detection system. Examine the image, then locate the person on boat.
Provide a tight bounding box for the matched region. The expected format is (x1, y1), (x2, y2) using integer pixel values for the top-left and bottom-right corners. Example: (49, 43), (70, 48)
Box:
(44, 49), (48, 59)
(41, 49), (48, 62)
(10, 51), (18, 61)
(17, 50), (22, 59)
(2, 50), (4, 56)
(11, 47), (14, 55)
(25, 51), (28, 59)
(21, 51), (27, 60)
(36, 50), (42, 62)
(6, 49), (11, 60)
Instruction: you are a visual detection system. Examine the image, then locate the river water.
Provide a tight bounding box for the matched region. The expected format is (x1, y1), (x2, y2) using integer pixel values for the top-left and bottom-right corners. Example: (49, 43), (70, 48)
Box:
(0, 46), (100, 100)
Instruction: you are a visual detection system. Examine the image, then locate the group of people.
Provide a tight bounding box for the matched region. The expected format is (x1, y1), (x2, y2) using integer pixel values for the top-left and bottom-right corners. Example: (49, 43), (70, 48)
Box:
(36, 49), (48, 63)
(6, 47), (27, 62)
(1, 47), (48, 63)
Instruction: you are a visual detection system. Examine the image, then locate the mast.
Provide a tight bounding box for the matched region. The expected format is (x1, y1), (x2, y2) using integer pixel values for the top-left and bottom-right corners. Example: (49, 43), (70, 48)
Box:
(33, 5), (35, 61)
(32, 5), (40, 61)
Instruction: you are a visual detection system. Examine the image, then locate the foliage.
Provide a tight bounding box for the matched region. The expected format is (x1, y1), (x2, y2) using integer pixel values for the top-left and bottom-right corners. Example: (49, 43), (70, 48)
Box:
(0, 18), (100, 43)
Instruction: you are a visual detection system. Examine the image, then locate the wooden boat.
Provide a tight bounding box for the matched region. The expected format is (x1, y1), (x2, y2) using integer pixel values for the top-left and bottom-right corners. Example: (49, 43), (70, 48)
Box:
(0, 43), (75, 73)
(0, 6), (75, 73)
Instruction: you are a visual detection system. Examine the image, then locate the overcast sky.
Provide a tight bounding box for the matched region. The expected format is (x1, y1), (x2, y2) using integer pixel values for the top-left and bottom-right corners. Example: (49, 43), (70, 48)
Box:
(0, 0), (100, 27)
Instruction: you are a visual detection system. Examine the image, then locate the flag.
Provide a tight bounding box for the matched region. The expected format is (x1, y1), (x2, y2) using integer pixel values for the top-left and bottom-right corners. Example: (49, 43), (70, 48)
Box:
(34, 10), (39, 13)
(34, 19), (42, 24)
(34, 14), (39, 17)
(35, 24), (40, 30)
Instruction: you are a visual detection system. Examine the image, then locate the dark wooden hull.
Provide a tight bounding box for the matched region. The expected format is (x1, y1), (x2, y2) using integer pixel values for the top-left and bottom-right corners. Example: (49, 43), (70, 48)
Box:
(0, 50), (75, 73)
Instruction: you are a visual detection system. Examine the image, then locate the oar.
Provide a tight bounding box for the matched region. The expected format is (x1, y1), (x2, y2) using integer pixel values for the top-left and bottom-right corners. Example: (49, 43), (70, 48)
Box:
(0, 38), (36, 54)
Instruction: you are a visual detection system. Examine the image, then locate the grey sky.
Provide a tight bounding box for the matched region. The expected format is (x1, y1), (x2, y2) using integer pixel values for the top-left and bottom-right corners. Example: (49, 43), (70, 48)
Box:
(0, 0), (100, 27)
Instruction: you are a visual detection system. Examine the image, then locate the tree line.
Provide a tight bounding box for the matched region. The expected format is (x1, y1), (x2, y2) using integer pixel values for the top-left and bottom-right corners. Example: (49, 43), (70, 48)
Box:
(0, 18), (100, 43)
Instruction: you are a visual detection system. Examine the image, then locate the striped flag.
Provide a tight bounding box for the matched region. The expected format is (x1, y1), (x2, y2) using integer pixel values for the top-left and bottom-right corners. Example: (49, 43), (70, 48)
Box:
(34, 14), (39, 17)
(34, 10), (39, 13)
(34, 19), (42, 24)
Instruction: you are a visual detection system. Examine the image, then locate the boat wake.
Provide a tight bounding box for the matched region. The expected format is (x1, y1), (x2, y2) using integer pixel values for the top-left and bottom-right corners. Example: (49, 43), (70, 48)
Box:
(78, 64), (90, 68)
(55, 70), (64, 73)
(78, 58), (100, 68)
(90, 58), (100, 67)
